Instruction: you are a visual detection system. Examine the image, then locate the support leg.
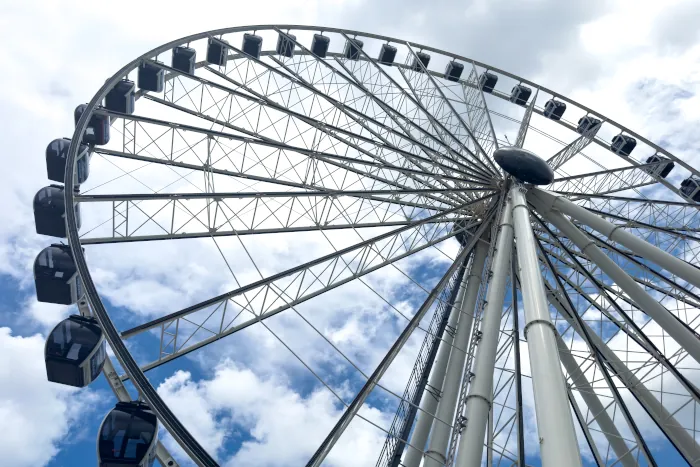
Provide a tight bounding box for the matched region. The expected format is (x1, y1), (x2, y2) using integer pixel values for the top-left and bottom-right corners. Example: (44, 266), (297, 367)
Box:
(422, 236), (490, 466)
(531, 188), (700, 290)
(510, 184), (582, 467)
(547, 290), (700, 464)
(453, 199), (514, 467)
(530, 195), (700, 365)
(402, 267), (470, 467)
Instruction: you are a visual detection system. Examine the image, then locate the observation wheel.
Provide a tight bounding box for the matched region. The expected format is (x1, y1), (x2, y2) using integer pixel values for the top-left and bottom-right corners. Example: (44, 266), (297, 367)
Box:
(32, 25), (700, 467)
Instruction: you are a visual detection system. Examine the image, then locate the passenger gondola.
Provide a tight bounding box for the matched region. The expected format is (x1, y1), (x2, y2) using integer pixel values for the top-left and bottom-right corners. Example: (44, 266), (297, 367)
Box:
(34, 244), (83, 305)
(643, 154), (674, 178)
(74, 105), (110, 146)
(509, 84), (532, 106)
(45, 315), (106, 387)
(105, 80), (136, 115)
(611, 134), (637, 156)
(98, 401), (159, 467)
(680, 177), (700, 203)
(242, 33), (263, 59)
(344, 38), (363, 60)
(138, 61), (165, 93)
(46, 137), (91, 185)
(276, 32), (296, 58)
(444, 61), (464, 82)
(411, 52), (430, 72)
(378, 44), (397, 66)
(577, 116), (602, 135)
(478, 72), (498, 93)
(207, 38), (229, 66)
(311, 34), (330, 58)
(172, 46), (196, 74)
(543, 99), (566, 120)
(33, 185), (81, 238)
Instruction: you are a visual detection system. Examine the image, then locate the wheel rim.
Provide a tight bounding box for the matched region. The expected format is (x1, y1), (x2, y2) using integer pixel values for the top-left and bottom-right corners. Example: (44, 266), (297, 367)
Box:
(59, 25), (700, 467)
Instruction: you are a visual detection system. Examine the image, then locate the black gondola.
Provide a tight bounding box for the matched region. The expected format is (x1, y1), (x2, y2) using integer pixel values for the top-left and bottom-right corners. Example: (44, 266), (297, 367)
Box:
(577, 116), (602, 135)
(681, 177), (700, 202)
(644, 154), (675, 178)
(411, 52), (430, 72)
(276, 32), (296, 58)
(46, 138), (91, 185)
(510, 84), (532, 106)
(34, 185), (81, 238)
(98, 401), (158, 467)
(45, 315), (106, 388)
(378, 44), (397, 66)
(207, 38), (229, 66)
(34, 244), (82, 305)
(343, 38), (364, 60)
(242, 33), (263, 59)
(478, 72), (498, 93)
(137, 61), (165, 93)
(74, 104), (110, 146)
(611, 134), (637, 156)
(444, 61), (464, 82)
(105, 80), (136, 115)
(543, 99), (566, 120)
(172, 46), (196, 74)
(311, 34), (330, 58)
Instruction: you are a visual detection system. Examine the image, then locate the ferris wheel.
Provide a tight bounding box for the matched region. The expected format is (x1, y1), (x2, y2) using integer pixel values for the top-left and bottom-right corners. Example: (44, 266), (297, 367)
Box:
(32, 25), (700, 467)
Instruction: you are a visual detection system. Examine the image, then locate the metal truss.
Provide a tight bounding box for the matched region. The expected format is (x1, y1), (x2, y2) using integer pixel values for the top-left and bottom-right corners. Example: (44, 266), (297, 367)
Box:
(77, 189), (480, 244)
(546, 125), (601, 171)
(460, 63), (499, 157)
(118, 195), (495, 374)
(550, 162), (665, 196)
(514, 89), (538, 149)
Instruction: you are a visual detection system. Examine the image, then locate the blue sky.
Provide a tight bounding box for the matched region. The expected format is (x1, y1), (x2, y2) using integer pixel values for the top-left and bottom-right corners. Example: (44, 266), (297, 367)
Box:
(1, 1), (700, 466)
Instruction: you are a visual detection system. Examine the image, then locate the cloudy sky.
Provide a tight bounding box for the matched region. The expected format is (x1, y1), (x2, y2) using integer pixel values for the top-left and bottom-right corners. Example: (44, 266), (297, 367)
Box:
(1, 0), (700, 466)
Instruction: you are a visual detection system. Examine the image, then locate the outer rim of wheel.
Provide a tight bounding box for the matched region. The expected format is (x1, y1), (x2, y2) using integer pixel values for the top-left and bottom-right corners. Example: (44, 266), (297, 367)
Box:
(64, 24), (697, 466)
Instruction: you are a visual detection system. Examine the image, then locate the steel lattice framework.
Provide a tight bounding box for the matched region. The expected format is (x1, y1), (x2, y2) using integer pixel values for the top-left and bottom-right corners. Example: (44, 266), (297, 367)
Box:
(57, 25), (700, 467)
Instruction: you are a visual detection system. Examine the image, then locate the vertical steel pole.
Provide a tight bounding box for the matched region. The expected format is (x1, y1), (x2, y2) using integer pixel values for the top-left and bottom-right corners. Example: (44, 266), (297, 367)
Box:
(554, 333), (638, 467)
(401, 262), (470, 467)
(510, 184), (582, 467)
(530, 195), (700, 366)
(511, 252), (525, 466)
(422, 236), (491, 466)
(487, 406), (494, 467)
(452, 200), (514, 467)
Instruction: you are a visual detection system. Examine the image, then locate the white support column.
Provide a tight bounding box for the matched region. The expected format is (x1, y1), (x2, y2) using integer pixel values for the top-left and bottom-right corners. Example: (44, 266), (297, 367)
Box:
(531, 188), (700, 290)
(510, 184), (583, 467)
(403, 271), (470, 467)
(422, 237), (490, 466)
(548, 291), (700, 463)
(452, 200), (514, 467)
(530, 195), (700, 366)
(555, 333), (637, 467)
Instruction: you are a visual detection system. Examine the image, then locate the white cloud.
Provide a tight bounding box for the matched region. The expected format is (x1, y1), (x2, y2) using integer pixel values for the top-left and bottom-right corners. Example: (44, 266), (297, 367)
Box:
(0, 328), (104, 467)
(157, 361), (391, 466)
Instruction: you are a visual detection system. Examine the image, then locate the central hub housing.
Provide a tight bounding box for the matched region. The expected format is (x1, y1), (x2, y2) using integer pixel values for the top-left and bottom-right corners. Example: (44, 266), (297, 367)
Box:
(494, 147), (554, 185)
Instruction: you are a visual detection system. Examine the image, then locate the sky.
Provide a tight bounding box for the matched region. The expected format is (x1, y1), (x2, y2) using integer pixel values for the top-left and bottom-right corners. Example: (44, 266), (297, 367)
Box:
(1, 0), (700, 466)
